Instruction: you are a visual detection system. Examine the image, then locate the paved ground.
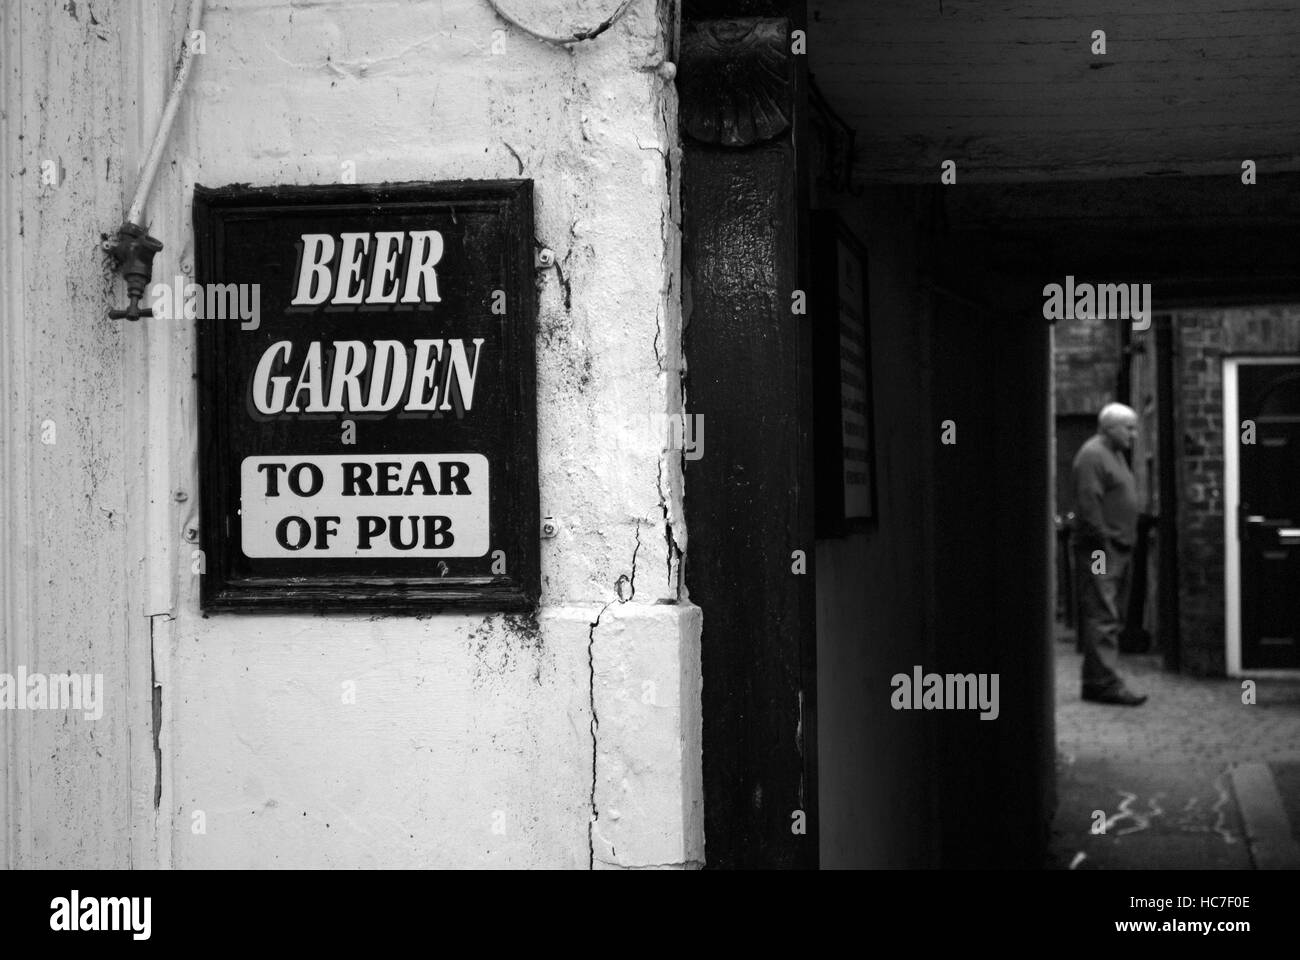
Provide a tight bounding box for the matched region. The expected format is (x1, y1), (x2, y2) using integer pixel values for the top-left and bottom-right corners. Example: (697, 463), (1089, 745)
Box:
(1271, 762), (1300, 846)
(1048, 636), (1300, 869)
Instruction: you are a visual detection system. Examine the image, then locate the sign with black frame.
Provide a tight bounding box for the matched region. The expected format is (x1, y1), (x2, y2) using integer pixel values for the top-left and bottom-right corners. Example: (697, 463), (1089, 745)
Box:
(194, 181), (539, 612)
(812, 210), (876, 535)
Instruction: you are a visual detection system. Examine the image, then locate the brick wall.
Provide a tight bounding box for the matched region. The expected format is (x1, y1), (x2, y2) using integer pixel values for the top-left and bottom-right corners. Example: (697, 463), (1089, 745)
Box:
(1055, 305), (1300, 676)
(1055, 313), (1120, 416)
(1174, 305), (1300, 676)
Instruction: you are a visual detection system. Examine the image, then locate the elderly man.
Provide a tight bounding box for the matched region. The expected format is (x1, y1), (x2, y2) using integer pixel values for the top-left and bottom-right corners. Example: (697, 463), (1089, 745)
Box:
(1071, 402), (1148, 706)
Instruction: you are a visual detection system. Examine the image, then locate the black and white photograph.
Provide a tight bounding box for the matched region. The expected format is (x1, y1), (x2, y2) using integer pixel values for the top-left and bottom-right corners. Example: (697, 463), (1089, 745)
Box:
(1, 0), (1298, 942)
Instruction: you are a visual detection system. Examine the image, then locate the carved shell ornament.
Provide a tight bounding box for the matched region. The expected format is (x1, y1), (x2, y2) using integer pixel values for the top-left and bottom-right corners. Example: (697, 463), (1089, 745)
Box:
(680, 19), (793, 148)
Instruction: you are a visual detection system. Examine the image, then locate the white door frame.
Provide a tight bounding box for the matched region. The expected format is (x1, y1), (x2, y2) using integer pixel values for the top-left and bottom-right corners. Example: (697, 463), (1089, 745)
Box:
(1224, 355), (1300, 677)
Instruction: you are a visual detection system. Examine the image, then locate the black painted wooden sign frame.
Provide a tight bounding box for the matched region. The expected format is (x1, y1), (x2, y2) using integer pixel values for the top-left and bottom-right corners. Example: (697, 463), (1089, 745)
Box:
(194, 181), (539, 612)
(812, 209), (876, 536)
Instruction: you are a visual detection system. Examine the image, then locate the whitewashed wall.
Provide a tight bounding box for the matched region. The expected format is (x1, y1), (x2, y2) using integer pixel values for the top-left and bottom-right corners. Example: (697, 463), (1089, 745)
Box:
(2, 0), (143, 870)
(2, 0), (701, 870)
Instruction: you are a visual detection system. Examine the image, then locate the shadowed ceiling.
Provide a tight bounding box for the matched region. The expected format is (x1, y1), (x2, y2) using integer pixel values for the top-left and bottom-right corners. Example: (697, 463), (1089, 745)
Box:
(808, 0), (1300, 182)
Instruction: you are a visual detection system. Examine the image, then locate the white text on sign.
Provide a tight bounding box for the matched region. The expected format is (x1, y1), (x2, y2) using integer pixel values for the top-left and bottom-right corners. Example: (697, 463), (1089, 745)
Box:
(290, 230), (444, 307)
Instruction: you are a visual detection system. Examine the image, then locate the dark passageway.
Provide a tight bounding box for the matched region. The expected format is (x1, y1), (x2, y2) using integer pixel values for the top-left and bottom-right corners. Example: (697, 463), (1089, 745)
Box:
(684, 0), (1300, 869)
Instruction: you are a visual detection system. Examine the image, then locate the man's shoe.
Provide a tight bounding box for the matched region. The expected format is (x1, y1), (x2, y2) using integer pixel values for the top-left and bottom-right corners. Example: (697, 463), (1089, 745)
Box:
(1082, 687), (1147, 706)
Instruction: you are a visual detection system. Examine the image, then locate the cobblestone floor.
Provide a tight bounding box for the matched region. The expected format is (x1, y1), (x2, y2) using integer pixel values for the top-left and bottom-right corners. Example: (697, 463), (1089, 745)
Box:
(1048, 638), (1300, 869)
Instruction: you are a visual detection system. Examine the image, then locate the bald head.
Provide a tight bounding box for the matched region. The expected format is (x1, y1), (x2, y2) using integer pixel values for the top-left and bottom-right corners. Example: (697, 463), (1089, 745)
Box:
(1098, 402), (1138, 451)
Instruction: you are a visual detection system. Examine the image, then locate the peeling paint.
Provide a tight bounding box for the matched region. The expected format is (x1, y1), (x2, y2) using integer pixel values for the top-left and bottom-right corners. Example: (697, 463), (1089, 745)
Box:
(7, 0), (702, 871)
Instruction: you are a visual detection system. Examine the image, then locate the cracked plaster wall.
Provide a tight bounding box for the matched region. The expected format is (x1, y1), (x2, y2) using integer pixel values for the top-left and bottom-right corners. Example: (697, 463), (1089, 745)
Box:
(166, 0), (700, 870)
(4, 0), (702, 869)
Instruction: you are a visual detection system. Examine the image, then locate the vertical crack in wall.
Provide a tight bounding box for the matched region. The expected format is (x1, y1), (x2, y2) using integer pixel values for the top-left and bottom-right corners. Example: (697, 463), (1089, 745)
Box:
(653, 306), (663, 369)
(554, 256), (572, 312)
(148, 615), (169, 811)
(587, 520), (645, 867)
(586, 600), (610, 869)
(657, 459), (684, 597)
(656, 71), (687, 601)
(635, 133), (671, 374)
(616, 519), (642, 602)
(631, 521), (641, 598)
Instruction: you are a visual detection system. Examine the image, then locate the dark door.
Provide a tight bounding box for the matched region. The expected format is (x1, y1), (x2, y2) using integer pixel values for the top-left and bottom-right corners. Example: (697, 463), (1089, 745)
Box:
(1238, 361), (1300, 669)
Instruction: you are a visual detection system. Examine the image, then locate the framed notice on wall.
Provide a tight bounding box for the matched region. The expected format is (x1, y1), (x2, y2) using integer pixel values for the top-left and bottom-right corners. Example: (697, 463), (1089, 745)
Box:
(813, 210), (876, 536)
(194, 181), (539, 612)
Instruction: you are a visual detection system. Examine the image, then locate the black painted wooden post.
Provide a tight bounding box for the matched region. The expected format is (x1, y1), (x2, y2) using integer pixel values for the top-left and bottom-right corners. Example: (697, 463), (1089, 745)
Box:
(680, 1), (818, 869)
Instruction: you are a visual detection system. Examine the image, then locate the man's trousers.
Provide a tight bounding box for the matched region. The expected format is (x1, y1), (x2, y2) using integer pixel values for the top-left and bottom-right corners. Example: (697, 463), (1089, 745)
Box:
(1074, 541), (1133, 694)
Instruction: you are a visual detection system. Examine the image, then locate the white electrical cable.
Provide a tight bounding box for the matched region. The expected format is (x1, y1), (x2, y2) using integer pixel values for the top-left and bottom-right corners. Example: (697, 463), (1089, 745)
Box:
(125, 0), (621, 226)
(126, 0), (205, 226)
(485, 0), (633, 45)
